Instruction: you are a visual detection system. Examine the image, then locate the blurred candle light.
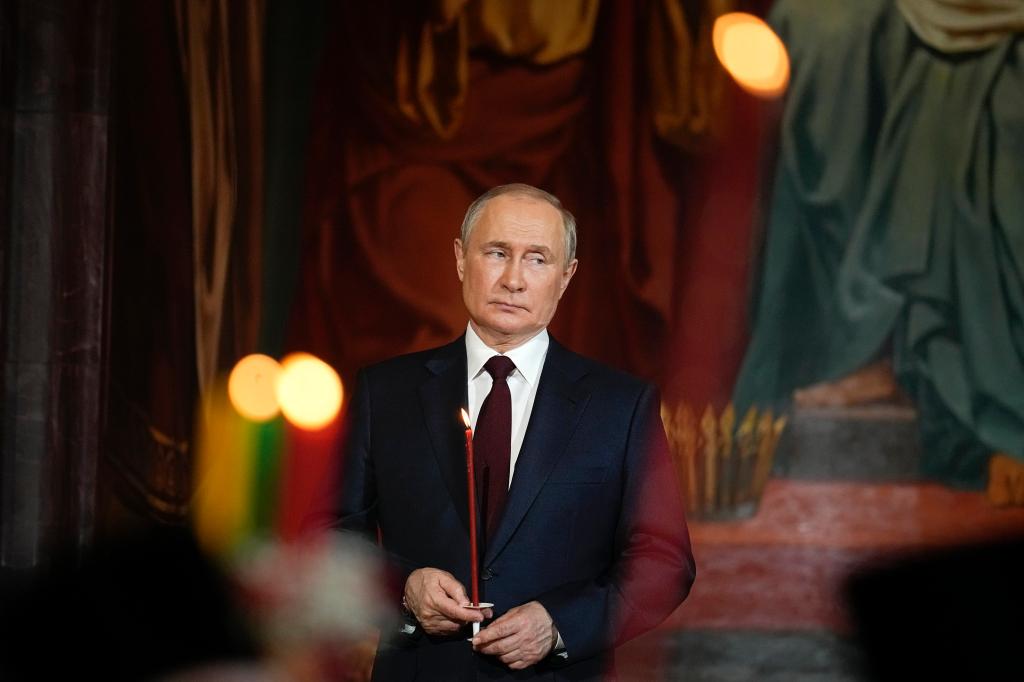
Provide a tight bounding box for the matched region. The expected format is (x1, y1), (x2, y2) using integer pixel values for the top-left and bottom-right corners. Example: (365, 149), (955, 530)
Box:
(251, 415), (285, 537)
(713, 12), (790, 99)
(228, 353), (282, 421)
(194, 383), (255, 557)
(276, 353), (344, 431)
(274, 353), (345, 542)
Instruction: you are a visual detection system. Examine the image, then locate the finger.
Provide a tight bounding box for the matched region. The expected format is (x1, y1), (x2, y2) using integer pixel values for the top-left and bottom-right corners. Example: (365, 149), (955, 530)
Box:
(436, 572), (470, 604)
(474, 635), (516, 654)
(437, 621), (461, 634)
(430, 575), (484, 622)
(422, 616), (461, 635)
(477, 636), (519, 657)
(474, 626), (521, 655)
(473, 617), (516, 646)
(507, 650), (545, 669)
(434, 598), (484, 623)
(422, 597), (479, 623)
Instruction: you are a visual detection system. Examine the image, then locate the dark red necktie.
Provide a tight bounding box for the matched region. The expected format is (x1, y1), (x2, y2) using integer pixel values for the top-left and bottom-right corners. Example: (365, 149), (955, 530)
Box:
(474, 355), (516, 542)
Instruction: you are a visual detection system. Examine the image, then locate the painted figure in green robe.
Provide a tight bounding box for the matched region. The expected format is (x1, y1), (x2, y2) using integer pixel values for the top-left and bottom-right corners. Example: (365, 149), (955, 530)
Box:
(733, 0), (1024, 490)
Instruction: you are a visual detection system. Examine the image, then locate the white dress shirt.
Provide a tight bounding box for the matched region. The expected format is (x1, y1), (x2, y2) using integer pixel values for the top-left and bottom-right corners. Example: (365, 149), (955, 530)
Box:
(465, 323), (549, 488)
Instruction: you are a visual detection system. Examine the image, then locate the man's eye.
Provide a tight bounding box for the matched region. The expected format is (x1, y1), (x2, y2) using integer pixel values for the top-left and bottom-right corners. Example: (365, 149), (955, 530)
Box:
(487, 250), (506, 258)
(528, 256), (546, 265)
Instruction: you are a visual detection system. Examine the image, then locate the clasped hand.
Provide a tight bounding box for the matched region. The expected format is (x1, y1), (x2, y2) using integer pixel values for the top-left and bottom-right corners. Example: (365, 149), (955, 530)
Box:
(404, 568), (557, 669)
(404, 567), (490, 635)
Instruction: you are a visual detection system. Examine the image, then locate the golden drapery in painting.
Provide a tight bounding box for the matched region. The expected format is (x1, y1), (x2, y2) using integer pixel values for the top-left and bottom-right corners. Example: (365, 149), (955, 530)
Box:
(290, 0), (736, 388)
(648, 0), (734, 150)
(341, 0), (726, 146)
(384, 0), (601, 139)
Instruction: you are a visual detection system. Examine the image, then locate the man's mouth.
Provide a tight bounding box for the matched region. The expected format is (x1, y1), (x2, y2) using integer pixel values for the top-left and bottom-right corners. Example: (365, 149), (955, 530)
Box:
(490, 301), (527, 312)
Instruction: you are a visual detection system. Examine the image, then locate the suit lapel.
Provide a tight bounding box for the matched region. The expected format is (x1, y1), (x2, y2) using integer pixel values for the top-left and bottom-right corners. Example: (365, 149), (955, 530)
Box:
(418, 338), (471, 533)
(484, 339), (590, 564)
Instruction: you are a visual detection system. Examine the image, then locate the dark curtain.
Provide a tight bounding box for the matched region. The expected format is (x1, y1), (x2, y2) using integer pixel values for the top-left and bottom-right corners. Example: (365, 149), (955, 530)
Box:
(0, 0), (112, 568)
(104, 0), (263, 527)
(106, 0), (196, 524)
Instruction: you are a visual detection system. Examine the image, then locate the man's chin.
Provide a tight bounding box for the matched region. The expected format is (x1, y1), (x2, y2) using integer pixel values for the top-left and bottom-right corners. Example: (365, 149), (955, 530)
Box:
(472, 316), (539, 343)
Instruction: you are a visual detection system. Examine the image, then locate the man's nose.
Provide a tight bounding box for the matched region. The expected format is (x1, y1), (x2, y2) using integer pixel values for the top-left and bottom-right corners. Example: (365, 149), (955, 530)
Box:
(500, 260), (525, 292)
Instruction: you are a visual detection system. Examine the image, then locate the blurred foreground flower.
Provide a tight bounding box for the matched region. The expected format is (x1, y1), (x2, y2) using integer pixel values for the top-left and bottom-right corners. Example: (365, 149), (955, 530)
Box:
(231, 535), (392, 681)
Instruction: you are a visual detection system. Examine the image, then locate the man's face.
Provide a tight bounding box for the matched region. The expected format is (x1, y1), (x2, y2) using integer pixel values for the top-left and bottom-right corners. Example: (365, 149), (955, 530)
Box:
(455, 195), (578, 351)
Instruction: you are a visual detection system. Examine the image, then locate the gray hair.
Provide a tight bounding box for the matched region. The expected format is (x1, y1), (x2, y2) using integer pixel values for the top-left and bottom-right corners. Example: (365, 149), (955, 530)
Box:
(459, 183), (577, 267)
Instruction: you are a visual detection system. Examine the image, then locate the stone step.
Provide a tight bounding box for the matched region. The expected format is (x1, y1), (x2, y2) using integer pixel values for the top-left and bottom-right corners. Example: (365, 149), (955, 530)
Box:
(617, 629), (865, 682)
(773, 404), (921, 482)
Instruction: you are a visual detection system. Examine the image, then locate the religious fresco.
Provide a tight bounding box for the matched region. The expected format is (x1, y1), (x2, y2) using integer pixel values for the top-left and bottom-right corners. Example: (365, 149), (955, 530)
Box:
(3, 0), (1024, 679)
(667, 1), (1024, 678)
(734, 0), (1024, 494)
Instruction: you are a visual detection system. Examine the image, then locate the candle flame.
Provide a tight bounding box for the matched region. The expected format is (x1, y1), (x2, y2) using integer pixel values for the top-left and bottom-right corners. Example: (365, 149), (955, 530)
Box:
(460, 408), (471, 429)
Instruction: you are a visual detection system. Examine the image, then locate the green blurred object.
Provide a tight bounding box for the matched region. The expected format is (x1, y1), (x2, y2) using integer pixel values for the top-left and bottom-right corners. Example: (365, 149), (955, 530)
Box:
(252, 417), (285, 535)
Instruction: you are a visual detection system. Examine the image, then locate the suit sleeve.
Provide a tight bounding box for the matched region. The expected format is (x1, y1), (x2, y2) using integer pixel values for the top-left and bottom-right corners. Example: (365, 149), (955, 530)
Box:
(334, 370), (378, 539)
(536, 384), (695, 662)
(305, 369), (419, 602)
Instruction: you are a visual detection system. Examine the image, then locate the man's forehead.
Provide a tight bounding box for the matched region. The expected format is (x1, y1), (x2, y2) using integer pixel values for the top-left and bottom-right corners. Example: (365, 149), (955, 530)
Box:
(475, 196), (564, 245)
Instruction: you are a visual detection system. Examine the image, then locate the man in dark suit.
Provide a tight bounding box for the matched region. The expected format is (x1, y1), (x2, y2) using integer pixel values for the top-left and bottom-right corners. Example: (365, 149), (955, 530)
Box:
(330, 184), (694, 680)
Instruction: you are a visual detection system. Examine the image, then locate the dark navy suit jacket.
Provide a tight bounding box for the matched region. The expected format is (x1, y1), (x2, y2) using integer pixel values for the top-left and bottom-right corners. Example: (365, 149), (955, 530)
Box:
(332, 336), (695, 681)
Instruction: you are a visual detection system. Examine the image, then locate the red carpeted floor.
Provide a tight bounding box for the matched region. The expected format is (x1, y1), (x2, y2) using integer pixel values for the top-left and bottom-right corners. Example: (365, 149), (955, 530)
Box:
(667, 479), (1024, 631)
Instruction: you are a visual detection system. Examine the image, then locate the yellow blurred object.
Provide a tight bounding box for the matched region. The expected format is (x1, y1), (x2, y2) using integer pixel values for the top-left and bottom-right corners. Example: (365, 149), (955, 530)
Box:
(194, 383), (255, 556)
(228, 354), (282, 422)
(987, 453), (1024, 507)
(712, 12), (789, 99)
(276, 353), (344, 431)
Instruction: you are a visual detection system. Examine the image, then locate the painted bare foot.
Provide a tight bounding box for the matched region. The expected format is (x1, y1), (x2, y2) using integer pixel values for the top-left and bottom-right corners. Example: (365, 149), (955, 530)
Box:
(987, 453), (1024, 507)
(793, 360), (903, 408)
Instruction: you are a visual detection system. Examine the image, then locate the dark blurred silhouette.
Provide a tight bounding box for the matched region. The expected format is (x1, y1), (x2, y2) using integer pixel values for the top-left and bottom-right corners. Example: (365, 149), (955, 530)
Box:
(847, 536), (1024, 682)
(0, 527), (259, 681)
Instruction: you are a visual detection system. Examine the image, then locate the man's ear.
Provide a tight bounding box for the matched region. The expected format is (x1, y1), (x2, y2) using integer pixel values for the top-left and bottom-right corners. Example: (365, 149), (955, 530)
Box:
(558, 259), (578, 297)
(454, 238), (465, 282)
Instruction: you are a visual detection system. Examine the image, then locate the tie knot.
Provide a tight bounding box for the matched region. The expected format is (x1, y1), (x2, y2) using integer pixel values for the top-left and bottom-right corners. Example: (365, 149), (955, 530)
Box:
(484, 355), (516, 382)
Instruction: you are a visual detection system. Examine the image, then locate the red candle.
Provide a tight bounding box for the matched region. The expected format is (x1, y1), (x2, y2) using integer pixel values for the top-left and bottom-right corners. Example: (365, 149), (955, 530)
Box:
(460, 408), (480, 606)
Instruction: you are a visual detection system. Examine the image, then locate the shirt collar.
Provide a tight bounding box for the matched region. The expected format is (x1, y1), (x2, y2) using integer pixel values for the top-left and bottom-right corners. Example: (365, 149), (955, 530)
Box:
(465, 324), (549, 386)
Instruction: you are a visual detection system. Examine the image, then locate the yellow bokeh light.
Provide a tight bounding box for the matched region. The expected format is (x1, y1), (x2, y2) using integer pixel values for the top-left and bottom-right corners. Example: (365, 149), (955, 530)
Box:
(227, 354), (282, 422)
(713, 12), (790, 99)
(276, 352), (344, 430)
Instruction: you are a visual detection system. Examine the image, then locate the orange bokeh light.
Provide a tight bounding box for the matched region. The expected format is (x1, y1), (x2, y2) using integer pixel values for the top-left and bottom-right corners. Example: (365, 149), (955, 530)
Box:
(713, 12), (790, 99)
(276, 353), (344, 431)
(227, 354), (282, 422)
